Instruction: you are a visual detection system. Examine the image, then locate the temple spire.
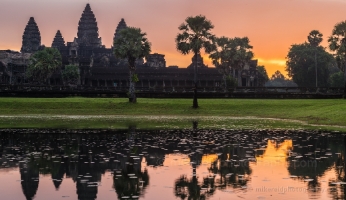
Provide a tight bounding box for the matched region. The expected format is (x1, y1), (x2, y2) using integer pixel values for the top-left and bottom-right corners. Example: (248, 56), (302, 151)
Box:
(187, 53), (207, 68)
(76, 3), (101, 47)
(192, 53), (203, 64)
(114, 18), (127, 41)
(21, 17), (41, 53)
(51, 30), (65, 49)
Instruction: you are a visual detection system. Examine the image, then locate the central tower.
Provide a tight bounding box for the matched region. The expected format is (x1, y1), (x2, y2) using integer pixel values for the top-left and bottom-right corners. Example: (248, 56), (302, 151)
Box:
(76, 3), (102, 48)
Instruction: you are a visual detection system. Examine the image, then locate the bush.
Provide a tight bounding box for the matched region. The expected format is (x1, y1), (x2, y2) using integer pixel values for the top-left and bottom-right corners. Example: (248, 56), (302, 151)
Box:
(329, 72), (344, 87)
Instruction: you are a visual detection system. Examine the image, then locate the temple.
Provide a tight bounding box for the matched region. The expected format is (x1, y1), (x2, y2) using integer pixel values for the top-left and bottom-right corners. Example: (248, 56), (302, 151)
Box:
(51, 30), (65, 49)
(114, 18), (127, 42)
(0, 3), (265, 87)
(21, 17), (42, 53)
(76, 3), (102, 48)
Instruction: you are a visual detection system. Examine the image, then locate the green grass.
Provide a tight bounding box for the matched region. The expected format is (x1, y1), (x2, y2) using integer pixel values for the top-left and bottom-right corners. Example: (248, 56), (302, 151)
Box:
(0, 97), (345, 130)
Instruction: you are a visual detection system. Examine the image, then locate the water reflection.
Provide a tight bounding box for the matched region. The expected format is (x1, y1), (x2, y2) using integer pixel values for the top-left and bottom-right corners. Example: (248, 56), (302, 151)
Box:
(0, 129), (345, 199)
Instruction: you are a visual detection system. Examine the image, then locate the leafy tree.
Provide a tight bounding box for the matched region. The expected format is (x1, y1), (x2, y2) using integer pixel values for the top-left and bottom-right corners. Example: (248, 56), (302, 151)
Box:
(271, 70), (286, 80)
(328, 21), (346, 96)
(176, 15), (216, 108)
(209, 37), (232, 91)
(329, 72), (345, 87)
(113, 27), (151, 103)
(26, 47), (62, 84)
(61, 65), (79, 85)
(329, 62), (341, 75)
(226, 37), (254, 73)
(286, 43), (333, 87)
(257, 65), (269, 83)
(209, 36), (253, 91)
(308, 30), (323, 87)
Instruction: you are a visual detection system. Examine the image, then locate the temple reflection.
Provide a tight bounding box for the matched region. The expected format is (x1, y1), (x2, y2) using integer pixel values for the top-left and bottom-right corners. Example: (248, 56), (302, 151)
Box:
(0, 129), (345, 199)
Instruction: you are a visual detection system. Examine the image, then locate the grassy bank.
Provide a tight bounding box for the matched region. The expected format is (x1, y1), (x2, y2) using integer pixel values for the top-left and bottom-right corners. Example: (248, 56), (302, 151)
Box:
(0, 98), (345, 130)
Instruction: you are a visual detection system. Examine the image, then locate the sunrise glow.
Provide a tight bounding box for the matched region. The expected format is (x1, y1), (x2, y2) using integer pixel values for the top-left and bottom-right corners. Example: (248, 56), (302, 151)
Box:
(2, 0), (346, 77)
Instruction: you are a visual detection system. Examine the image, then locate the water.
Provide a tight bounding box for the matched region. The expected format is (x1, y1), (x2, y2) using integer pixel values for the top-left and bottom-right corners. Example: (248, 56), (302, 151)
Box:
(0, 129), (345, 200)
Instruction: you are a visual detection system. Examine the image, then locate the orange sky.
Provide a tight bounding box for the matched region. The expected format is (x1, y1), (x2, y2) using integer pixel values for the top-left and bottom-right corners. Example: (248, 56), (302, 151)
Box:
(2, 0), (346, 77)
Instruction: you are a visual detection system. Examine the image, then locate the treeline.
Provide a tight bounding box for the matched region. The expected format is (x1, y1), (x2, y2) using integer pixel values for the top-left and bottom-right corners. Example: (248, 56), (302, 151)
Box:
(259, 23), (346, 88)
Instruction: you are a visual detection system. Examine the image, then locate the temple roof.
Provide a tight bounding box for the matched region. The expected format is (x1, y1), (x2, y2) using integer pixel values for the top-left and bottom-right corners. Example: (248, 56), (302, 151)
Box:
(76, 4), (101, 48)
(51, 30), (65, 48)
(113, 18), (127, 41)
(21, 17), (41, 53)
(187, 53), (208, 69)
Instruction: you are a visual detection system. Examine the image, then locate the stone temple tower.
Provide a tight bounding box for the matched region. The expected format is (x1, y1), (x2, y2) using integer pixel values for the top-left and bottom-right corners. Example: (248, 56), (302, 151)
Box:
(76, 3), (102, 48)
(51, 30), (65, 49)
(112, 18), (144, 65)
(113, 18), (127, 41)
(21, 17), (41, 53)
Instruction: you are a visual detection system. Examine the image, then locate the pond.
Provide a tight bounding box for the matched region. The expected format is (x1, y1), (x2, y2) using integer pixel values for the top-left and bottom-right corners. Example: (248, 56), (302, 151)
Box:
(0, 128), (345, 200)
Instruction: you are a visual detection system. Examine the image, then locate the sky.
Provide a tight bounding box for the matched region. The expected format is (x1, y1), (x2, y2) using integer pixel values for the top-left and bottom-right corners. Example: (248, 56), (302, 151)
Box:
(2, 0), (346, 77)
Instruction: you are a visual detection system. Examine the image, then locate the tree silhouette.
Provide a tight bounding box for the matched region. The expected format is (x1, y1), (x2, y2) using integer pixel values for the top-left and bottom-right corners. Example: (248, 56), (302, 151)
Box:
(113, 27), (151, 103)
(307, 30), (323, 87)
(176, 15), (216, 108)
(26, 47), (62, 84)
(209, 36), (253, 91)
(328, 21), (346, 97)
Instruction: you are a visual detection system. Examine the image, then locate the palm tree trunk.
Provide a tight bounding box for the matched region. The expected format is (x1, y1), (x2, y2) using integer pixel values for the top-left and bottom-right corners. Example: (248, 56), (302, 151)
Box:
(193, 53), (198, 108)
(343, 135), (346, 175)
(223, 74), (228, 93)
(344, 68), (346, 98)
(129, 68), (137, 103)
(315, 50), (318, 88)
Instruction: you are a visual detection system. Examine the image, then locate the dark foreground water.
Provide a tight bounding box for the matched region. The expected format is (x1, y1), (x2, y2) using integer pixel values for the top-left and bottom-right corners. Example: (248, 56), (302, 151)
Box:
(0, 129), (346, 200)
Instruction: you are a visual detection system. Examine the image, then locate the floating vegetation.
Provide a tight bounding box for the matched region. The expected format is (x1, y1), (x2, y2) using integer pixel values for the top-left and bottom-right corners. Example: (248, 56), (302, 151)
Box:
(0, 115), (346, 131)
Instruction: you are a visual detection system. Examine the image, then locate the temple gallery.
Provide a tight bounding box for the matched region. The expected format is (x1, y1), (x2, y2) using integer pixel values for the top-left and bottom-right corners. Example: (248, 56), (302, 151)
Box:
(0, 4), (265, 88)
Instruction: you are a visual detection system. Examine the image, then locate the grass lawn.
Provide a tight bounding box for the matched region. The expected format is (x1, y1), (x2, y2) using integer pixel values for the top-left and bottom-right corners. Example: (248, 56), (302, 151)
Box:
(0, 97), (345, 130)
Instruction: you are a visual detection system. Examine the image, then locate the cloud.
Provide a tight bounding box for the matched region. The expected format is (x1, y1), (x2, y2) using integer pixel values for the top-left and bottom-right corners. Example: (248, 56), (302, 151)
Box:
(257, 58), (286, 66)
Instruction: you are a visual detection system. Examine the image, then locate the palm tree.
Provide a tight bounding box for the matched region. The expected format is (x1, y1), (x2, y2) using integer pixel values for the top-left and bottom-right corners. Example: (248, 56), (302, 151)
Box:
(113, 27), (151, 103)
(209, 36), (253, 91)
(307, 30), (323, 88)
(328, 21), (346, 97)
(176, 15), (216, 108)
(27, 47), (62, 84)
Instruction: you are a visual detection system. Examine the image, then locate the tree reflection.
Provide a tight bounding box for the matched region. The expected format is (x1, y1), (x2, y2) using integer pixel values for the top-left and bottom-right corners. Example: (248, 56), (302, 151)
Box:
(113, 126), (150, 199)
(174, 175), (215, 200)
(208, 152), (252, 190)
(284, 133), (346, 199)
(328, 135), (346, 199)
(113, 157), (149, 199)
(1, 130), (346, 200)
